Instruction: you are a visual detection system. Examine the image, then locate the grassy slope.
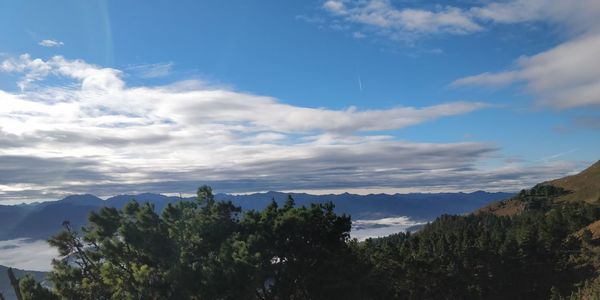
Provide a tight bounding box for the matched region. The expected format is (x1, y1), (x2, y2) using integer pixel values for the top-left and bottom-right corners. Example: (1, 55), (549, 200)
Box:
(476, 197), (525, 216)
(576, 220), (600, 240)
(546, 160), (600, 204)
(479, 160), (600, 216)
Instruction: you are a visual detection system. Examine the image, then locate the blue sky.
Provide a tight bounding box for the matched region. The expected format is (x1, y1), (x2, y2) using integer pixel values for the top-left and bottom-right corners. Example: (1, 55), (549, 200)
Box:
(0, 0), (598, 202)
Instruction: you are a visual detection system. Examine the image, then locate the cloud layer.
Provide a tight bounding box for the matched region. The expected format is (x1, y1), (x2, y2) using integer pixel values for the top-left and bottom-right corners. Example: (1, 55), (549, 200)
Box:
(0, 239), (57, 271)
(351, 216), (424, 241)
(0, 54), (578, 202)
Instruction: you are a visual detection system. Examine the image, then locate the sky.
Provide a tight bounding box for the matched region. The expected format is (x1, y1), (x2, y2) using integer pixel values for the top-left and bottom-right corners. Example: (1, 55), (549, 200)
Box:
(0, 0), (598, 203)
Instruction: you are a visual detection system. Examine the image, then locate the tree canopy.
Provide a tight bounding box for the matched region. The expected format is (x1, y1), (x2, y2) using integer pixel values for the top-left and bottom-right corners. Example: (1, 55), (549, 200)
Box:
(15, 186), (366, 300)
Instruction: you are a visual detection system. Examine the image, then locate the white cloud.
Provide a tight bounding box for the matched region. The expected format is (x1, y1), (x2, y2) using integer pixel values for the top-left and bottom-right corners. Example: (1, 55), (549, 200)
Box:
(38, 39), (64, 48)
(0, 55), (485, 132)
(1, 54), (122, 90)
(323, 0), (346, 14)
(0, 54), (578, 201)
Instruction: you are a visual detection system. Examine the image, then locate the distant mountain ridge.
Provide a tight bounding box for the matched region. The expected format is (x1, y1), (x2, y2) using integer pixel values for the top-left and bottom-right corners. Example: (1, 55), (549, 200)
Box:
(0, 190), (513, 240)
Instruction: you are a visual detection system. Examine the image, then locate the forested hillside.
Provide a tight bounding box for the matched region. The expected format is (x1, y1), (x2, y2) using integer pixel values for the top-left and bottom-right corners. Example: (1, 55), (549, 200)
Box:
(360, 192), (600, 299)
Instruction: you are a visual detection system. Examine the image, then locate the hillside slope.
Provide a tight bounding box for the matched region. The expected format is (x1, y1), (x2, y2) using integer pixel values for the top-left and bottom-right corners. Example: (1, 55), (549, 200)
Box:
(546, 160), (600, 203)
(366, 160), (600, 299)
(479, 160), (600, 216)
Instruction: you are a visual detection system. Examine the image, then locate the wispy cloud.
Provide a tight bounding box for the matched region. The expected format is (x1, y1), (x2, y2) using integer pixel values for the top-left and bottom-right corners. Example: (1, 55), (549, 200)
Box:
(126, 62), (173, 78)
(322, 0), (483, 41)
(453, 34), (600, 108)
(536, 149), (579, 163)
(446, 0), (600, 109)
(38, 39), (64, 48)
(352, 31), (366, 39)
(320, 0), (600, 43)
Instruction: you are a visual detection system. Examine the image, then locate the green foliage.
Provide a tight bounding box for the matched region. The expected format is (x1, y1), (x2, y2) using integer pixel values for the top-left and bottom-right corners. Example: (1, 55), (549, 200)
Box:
(358, 200), (600, 299)
(518, 184), (569, 211)
(22, 187), (365, 299)
(18, 275), (58, 300)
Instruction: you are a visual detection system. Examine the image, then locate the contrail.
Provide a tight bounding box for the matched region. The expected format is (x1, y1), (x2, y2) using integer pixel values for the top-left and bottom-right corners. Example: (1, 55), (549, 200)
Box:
(357, 73), (363, 91)
(536, 148), (579, 162)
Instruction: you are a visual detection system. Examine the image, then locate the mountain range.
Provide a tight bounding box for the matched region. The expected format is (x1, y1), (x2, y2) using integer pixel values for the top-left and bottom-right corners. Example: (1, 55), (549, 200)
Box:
(0, 190), (513, 240)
